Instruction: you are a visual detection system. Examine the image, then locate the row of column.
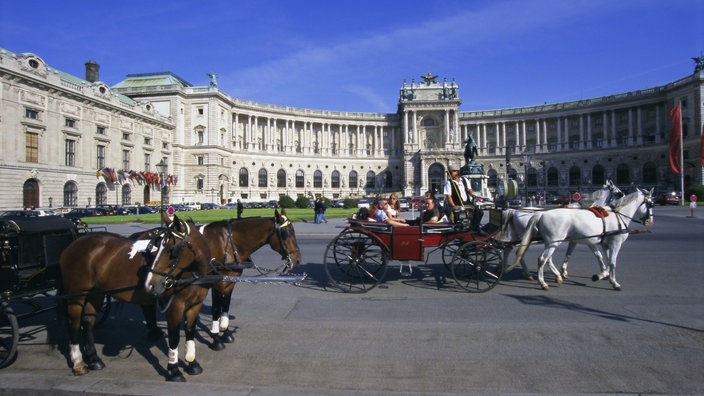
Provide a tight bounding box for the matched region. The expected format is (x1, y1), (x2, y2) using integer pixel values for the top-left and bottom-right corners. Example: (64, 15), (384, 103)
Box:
(232, 113), (399, 157)
(461, 104), (662, 154)
(402, 108), (461, 147)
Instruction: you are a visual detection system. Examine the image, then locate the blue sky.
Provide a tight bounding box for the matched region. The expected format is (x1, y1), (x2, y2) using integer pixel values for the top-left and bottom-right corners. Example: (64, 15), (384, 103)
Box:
(1, 0), (702, 113)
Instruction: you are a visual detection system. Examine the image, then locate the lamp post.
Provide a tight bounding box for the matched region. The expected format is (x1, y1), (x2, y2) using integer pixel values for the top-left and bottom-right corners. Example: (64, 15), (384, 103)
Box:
(523, 151), (531, 207)
(156, 160), (168, 228)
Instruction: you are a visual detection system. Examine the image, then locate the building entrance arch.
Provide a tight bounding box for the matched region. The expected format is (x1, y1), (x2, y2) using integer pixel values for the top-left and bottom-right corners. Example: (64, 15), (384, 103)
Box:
(23, 179), (39, 208)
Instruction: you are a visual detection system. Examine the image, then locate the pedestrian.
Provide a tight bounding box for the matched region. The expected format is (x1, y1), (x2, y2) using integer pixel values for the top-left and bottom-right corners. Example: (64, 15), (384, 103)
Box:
(317, 197), (328, 223)
(236, 199), (243, 219)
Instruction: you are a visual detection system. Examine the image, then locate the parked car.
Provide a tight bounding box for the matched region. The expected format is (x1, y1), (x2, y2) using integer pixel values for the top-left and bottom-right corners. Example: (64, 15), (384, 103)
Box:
(331, 200), (345, 208)
(357, 199), (370, 209)
(398, 198), (410, 211)
(62, 208), (104, 223)
(655, 191), (681, 205)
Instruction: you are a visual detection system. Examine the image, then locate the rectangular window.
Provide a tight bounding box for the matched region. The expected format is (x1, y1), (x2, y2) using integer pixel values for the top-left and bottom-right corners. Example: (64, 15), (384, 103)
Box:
(144, 153), (151, 171)
(144, 137), (151, 145)
(65, 140), (75, 166)
(197, 156), (204, 165)
(26, 132), (39, 162)
(122, 150), (130, 170)
(65, 118), (76, 128)
(25, 108), (39, 120)
(122, 132), (130, 141)
(97, 126), (106, 135)
(97, 145), (106, 168)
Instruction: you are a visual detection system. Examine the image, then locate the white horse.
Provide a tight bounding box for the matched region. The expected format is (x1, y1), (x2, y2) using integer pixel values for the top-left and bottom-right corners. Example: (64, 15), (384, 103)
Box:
(498, 180), (625, 281)
(511, 187), (654, 291)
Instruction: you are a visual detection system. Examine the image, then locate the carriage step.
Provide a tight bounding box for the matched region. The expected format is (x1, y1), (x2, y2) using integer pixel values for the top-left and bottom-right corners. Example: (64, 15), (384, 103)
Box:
(399, 262), (413, 277)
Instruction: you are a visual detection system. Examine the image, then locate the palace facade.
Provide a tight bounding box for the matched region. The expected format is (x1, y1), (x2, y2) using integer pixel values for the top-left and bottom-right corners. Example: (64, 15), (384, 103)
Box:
(1, 46), (702, 210)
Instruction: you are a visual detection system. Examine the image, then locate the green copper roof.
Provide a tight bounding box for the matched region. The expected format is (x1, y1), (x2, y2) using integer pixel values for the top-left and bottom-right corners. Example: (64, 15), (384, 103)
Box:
(112, 72), (192, 89)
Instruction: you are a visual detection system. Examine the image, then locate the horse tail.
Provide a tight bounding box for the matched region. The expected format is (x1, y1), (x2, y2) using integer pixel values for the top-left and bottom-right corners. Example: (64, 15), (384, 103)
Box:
(498, 209), (515, 242)
(509, 213), (540, 270)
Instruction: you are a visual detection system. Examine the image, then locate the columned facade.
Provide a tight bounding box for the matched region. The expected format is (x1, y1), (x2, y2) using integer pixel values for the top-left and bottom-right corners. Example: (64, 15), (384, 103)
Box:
(1, 46), (703, 209)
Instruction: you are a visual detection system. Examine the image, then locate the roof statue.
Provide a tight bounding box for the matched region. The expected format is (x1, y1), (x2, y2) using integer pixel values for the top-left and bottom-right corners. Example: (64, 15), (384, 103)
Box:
(693, 55), (704, 73)
(420, 72), (438, 85)
(207, 73), (218, 88)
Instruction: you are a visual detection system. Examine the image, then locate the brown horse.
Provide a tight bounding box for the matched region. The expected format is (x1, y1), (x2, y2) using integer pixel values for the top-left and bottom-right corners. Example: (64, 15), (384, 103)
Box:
(201, 208), (302, 350)
(59, 213), (213, 382)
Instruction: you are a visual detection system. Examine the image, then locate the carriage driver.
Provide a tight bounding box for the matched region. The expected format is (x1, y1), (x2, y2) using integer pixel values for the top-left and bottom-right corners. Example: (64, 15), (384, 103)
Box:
(443, 165), (484, 233)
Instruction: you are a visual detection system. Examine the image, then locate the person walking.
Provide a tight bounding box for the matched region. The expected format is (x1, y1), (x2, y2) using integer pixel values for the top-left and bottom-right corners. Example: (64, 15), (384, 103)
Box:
(317, 197), (328, 224)
(236, 199), (244, 219)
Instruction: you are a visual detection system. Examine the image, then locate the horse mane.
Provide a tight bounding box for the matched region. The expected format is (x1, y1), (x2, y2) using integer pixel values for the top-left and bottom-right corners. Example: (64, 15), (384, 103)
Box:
(613, 189), (641, 209)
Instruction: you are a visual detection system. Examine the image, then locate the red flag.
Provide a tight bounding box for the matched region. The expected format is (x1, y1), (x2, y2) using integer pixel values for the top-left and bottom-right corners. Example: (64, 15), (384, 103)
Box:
(669, 103), (681, 174)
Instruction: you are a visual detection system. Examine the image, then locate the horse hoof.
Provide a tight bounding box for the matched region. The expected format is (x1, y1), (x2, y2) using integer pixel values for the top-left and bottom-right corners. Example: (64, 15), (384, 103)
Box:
(87, 359), (105, 371)
(210, 339), (225, 351)
(72, 365), (89, 376)
(591, 274), (600, 282)
(166, 365), (186, 382)
(525, 275), (534, 281)
(541, 285), (550, 291)
(556, 278), (563, 285)
(185, 360), (203, 376)
(221, 330), (235, 343)
(147, 328), (165, 342)
(614, 286), (622, 291)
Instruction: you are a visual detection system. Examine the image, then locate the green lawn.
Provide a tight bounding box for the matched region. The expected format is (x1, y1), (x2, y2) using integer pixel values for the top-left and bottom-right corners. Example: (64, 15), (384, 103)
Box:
(80, 207), (358, 225)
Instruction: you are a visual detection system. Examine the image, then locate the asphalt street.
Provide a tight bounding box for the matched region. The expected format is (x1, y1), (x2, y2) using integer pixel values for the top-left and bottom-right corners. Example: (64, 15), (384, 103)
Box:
(1, 205), (703, 395)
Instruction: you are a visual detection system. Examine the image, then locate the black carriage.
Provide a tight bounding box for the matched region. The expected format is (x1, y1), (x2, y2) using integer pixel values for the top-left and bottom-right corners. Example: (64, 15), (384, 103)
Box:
(324, 209), (505, 293)
(0, 215), (108, 368)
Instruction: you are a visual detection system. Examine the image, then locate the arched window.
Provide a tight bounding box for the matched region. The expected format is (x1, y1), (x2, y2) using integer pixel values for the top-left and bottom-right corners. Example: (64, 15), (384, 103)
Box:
(277, 169), (287, 188)
(95, 183), (108, 206)
(423, 118), (436, 126)
(526, 167), (538, 187)
(568, 166), (581, 186)
(331, 170), (340, 188)
(121, 184), (132, 206)
(547, 167), (559, 187)
(428, 163), (445, 196)
(366, 171), (376, 189)
(616, 163), (630, 185)
(239, 168), (249, 187)
(349, 171), (358, 188)
(487, 169), (498, 188)
(314, 170), (323, 188)
(258, 168), (267, 188)
(592, 164), (605, 186)
(22, 179), (39, 209)
(63, 181), (78, 207)
(295, 169), (304, 188)
(642, 162), (657, 184)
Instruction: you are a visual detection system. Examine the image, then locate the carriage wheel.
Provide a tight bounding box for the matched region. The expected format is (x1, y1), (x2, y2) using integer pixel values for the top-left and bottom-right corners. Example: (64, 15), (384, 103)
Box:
(451, 241), (503, 293)
(441, 239), (462, 272)
(324, 229), (388, 293)
(0, 302), (19, 369)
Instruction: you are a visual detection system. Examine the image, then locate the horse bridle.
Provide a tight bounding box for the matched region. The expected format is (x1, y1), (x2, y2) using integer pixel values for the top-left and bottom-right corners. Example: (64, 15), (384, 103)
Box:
(147, 221), (196, 289)
(269, 214), (299, 271)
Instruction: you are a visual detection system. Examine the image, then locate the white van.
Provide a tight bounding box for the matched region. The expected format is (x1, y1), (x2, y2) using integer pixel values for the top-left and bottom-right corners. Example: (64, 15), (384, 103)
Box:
(183, 202), (201, 211)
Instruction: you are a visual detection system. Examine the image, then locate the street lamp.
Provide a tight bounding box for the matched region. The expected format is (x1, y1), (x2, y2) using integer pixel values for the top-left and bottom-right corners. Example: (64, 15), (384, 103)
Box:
(156, 159), (168, 228)
(523, 151), (531, 207)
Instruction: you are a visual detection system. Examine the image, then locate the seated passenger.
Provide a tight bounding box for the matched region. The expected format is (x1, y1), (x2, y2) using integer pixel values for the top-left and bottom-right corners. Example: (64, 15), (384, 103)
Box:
(419, 196), (447, 223)
(373, 198), (409, 227)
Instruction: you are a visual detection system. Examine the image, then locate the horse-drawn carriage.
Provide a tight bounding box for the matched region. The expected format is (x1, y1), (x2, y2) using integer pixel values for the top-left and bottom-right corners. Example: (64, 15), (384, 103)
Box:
(0, 215), (110, 368)
(324, 209), (506, 293)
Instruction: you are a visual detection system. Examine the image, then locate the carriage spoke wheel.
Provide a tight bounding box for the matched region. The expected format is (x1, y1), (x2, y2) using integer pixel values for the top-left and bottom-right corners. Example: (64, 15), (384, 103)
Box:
(441, 239), (463, 272)
(0, 302), (19, 369)
(324, 229), (387, 293)
(451, 241), (503, 293)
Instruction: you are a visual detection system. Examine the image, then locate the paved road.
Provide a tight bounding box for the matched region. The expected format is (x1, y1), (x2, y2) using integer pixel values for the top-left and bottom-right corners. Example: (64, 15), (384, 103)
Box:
(1, 206), (703, 395)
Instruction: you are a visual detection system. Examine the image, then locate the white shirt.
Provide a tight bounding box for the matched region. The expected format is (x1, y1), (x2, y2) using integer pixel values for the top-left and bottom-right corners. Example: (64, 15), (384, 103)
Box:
(444, 176), (469, 204)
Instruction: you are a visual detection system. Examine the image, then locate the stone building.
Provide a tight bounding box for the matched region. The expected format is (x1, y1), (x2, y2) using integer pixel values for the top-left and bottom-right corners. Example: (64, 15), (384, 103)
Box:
(1, 46), (702, 209)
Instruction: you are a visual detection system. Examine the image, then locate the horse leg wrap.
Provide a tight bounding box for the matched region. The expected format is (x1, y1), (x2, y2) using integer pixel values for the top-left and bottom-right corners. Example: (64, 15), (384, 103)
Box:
(219, 313), (229, 332)
(185, 340), (196, 362)
(168, 347), (178, 365)
(210, 320), (219, 334)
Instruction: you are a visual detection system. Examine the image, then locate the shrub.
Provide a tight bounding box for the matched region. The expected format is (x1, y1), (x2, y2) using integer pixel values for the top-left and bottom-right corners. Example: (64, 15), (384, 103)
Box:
(343, 197), (357, 209)
(279, 195), (295, 208)
(685, 184), (704, 202)
(295, 196), (312, 209)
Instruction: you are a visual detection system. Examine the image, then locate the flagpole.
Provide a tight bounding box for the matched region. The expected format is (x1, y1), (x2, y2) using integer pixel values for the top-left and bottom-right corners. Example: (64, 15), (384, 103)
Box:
(679, 101), (684, 206)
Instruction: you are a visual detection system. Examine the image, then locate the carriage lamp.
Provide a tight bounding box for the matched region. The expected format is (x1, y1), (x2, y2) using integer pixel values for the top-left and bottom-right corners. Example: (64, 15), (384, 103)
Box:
(156, 160), (168, 227)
